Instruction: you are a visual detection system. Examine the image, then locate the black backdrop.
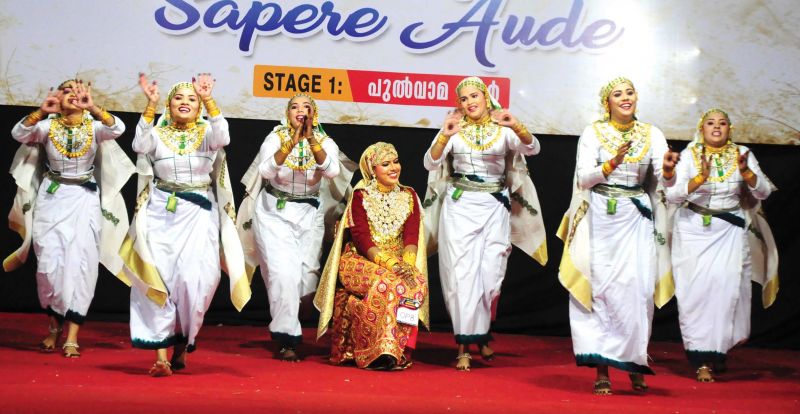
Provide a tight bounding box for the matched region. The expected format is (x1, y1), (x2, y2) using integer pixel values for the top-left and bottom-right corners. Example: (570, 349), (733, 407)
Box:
(1, 104), (798, 349)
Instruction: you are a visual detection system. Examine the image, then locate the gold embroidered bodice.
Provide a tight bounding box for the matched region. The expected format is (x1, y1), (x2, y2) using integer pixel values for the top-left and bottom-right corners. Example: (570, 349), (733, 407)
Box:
(361, 183), (413, 249)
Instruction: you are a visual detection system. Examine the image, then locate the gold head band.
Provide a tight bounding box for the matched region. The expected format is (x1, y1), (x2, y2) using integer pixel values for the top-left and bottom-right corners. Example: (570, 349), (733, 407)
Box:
(696, 107), (733, 144)
(164, 82), (201, 125)
(599, 77), (635, 120)
(286, 93), (320, 128)
(455, 76), (502, 110)
(359, 141), (398, 182)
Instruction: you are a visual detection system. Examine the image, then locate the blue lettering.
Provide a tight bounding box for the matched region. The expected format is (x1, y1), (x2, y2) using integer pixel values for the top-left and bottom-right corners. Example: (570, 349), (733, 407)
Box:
(203, 0), (238, 30)
(401, 0), (624, 68)
(400, 0), (501, 68)
(154, 0), (200, 33)
(154, 1), (388, 55)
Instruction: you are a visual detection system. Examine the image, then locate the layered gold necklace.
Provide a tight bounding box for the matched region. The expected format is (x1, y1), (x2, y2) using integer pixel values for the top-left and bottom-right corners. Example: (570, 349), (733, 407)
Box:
(459, 115), (502, 151)
(594, 120), (651, 163)
(49, 115), (93, 158)
(361, 182), (413, 247)
(157, 122), (206, 155)
(692, 143), (738, 183)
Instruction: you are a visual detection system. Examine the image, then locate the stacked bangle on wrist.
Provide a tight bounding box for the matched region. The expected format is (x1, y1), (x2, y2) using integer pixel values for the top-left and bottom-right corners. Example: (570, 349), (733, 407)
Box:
(741, 169), (756, 180)
(512, 123), (529, 137)
(691, 175), (705, 186)
(402, 251), (417, 267)
(26, 110), (44, 124)
(202, 97), (220, 117)
(97, 107), (113, 123)
(279, 140), (293, 155)
(310, 143), (323, 152)
(436, 133), (449, 146)
(602, 159), (617, 176)
(373, 251), (399, 270)
(143, 105), (156, 123)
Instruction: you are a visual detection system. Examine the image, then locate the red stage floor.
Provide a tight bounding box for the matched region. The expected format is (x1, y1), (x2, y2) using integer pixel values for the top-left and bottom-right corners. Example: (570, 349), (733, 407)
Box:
(0, 312), (798, 413)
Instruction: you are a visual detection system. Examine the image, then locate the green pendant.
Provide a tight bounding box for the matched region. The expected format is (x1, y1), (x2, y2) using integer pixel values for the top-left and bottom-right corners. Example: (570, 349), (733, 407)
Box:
(276, 198), (286, 210)
(702, 215), (712, 226)
(179, 134), (186, 150)
(46, 181), (60, 194)
(451, 188), (463, 200)
(607, 198), (617, 215)
(166, 192), (178, 213)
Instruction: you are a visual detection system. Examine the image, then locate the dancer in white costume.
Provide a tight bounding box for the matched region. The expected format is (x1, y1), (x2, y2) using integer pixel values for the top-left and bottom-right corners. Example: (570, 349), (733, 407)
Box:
(237, 94), (353, 361)
(557, 77), (680, 395)
(423, 76), (547, 371)
(666, 108), (778, 382)
(119, 74), (249, 377)
(7, 79), (133, 358)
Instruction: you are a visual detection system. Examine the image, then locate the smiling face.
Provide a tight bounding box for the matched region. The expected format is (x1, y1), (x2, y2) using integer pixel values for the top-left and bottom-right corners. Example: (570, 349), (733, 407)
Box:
(287, 96), (314, 130)
(168, 86), (200, 124)
(701, 111), (731, 148)
(607, 82), (637, 123)
(458, 85), (489, 121)
(373, 153), (401, 188)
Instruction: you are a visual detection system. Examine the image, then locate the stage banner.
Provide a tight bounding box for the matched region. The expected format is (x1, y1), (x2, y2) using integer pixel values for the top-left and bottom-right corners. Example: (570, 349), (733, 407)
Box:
(0, 0), (797, 144)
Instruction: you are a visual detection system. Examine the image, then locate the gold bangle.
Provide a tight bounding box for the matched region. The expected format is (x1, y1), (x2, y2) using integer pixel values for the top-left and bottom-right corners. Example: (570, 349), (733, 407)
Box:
(99, 108), (113, 123)
(691, 175), (705, 186)
(602, 161), (614, 176)
(26, 110), (44, 124)
(436, 133), (449, 146)
(279, 141), (293, 155)
(143, 105), (156, 123)
(402, 251), (417, 266)
(202, 97), (220, 117)
(310, 143), (323, 152)
(741, 169), (755, 180)
(512, 123), (529, 137)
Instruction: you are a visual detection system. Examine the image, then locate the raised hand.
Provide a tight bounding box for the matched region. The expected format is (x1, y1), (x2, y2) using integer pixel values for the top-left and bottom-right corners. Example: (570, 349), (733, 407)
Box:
(613, 140), (633, 166)
(700, 147), (711, 179)
(73, 80), (94, 110)
(442, 108), (463, 137)
(192, 73), (215, 99)
(138, 73), (159, 104)
(491, 109), (518, 128)
(738, 150), (750, 172)
(662, 146), (680, 177)
(40, 87), (62, 114)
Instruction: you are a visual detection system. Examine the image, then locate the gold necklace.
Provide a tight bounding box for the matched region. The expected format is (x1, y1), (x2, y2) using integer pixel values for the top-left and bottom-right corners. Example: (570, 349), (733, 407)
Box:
(459, 117), (502, 151)
(692, 143), (738, 183)
(49, 116), (93, 159)
(157, 123), (206, 155)
(361, 182), (413, 247)
(594, 121), (651, 163)
(610, 118), (635, 132)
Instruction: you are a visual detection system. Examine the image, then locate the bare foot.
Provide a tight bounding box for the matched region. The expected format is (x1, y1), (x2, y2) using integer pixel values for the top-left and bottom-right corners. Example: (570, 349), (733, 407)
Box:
(149, 360), (172, 377)
(696, 365), (715, 382)
(39, 328), (62, 353)
(479, 344), (495, 361)
(456, 353), (471, 371)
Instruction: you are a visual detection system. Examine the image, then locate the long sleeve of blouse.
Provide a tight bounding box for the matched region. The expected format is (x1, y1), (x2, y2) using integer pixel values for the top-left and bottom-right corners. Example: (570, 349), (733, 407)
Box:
(666, 145), (772, 207)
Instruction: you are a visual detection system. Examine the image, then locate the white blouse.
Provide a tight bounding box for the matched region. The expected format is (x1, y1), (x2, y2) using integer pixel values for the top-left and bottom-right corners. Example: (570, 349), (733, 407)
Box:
(424, 125), (540, 181)
(12, 115), (125, 177)
(133, 115), (229, 184)
(575, 123), (675, 190)
(666, 145), (772, 209)
(257, 131), (340, 196)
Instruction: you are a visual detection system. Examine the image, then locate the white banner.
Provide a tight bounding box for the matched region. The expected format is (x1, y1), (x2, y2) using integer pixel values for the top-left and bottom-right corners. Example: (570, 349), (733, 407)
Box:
(1, 0), (797, 144)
